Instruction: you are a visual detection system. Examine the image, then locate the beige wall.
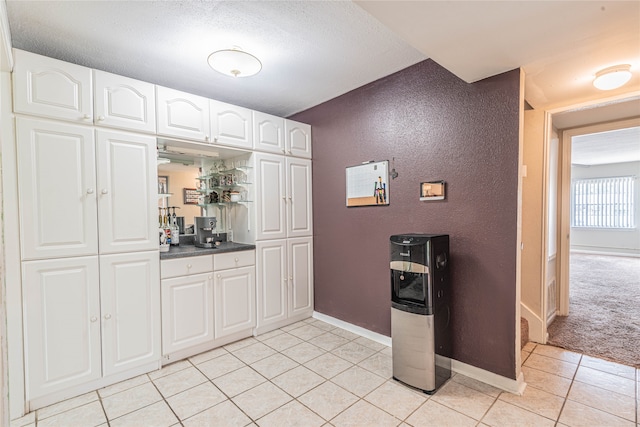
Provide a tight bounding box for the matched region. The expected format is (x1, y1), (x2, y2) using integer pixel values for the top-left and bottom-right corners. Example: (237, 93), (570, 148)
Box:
(157, 166), (202, 228)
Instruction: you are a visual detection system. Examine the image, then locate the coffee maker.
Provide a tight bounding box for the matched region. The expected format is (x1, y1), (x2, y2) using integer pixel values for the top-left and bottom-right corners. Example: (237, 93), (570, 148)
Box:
(195, 216), (218, 248)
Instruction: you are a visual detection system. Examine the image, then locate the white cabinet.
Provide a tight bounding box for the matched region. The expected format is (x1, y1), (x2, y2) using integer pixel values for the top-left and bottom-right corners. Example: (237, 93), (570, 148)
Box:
(255, 153), (312, 240)
(22, 257), (101, 400)
(17, 119), (158, 260)
(93, 70), (156, 133)
(285, 119), (312, 159)
(253, 111), (284, 154)
(96, 130), (158, 254)
(214, 266), (255, 339)
(286, 157), (313, 238)
(100, 252), (160, 377)
(22, 252), (160, 401)
(156, 86), (210, 142)
(13, 49), (93, 123)
(210, 99), (253, 149)
(161, 272), (215, 356)
(17, 118), (98, 260)
(256, 238), (313, 333)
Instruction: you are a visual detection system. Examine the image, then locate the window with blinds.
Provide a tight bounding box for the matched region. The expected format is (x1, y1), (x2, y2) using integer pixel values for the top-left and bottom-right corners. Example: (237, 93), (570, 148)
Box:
(571, 176), (635, 229)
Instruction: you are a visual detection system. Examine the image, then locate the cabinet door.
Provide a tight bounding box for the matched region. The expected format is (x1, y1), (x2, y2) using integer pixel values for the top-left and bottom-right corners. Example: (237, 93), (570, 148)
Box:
(210, 100), (253, 149)
(100, 252), (160, 377)
(156, 86), (210, 142)
(161, 273), (214, 355)
(286, 158), (313, 238)
(253, 111), (284, 154)
(214, 266), (256, 339)
(13, 49), (93, 123)
(22, 257), (101, 400)
(96, 130), (158, 253)
(255, 153), (286, 240)
(93, 70), (156, 133)
(285, 119), (311, 159)
(288, 237), (314, 317)
(17, 117), (98, 260)
(256, 241), (287, 328)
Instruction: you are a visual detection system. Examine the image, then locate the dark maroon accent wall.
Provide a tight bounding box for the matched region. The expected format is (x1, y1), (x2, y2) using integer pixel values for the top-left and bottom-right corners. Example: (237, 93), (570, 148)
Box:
(291, 60), (521, 379)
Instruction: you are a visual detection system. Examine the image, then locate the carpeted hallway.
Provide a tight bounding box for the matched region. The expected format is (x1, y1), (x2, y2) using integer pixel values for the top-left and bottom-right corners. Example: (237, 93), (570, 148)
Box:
(547, 252), (640, 368)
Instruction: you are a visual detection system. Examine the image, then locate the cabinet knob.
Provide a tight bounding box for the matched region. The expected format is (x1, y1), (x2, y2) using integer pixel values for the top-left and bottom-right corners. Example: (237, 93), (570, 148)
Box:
(288, 197), (292, 201)
(87, 188), (94, 194)
(217, 274), (221, 278)
(287, 151), (292, 155)
(98, 115), (105, 121)
(187, 264), (192, 269)
(208, 276), (212, 280)
(104, 314), (111, 320)
(289, 276), (293, 280)
(234, 257), (239, 262)
(90, 316), (97, 322)
(83, 114), (91, 120)
(101, 189), (109, 194)
(281, 149), (286, 154)
(205, 136), (210, 142)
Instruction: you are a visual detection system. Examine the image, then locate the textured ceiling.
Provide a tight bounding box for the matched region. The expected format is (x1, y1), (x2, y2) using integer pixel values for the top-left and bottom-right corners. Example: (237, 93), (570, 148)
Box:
(5, 0), (426, 117)
(572, 126), (640, 166)
(4, 1), (640, 120)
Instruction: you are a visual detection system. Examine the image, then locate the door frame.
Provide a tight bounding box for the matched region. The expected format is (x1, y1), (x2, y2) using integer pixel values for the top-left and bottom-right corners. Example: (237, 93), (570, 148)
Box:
(557, 116), (640, 315)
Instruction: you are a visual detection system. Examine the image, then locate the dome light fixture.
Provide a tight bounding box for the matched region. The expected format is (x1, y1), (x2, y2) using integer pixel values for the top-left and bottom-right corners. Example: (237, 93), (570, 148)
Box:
(207, 47), (262, 78)
(593, 64), (632, 90)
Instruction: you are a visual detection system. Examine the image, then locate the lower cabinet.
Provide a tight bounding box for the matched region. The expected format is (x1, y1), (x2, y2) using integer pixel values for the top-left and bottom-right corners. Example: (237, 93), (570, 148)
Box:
(256, 237), (313, 333)
(22, 251), (160, 402)
(161, 273), (214, 355)
(160, 250), (255, 362)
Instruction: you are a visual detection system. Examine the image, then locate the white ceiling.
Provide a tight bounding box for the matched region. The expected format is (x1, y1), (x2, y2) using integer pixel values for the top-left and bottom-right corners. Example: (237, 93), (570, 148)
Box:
(572, 126), (640, 166)
(3, 1), (640, 118)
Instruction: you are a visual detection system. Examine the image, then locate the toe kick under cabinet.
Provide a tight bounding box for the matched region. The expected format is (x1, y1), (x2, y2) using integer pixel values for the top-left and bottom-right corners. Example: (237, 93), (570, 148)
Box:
(160, 250), (256, 363)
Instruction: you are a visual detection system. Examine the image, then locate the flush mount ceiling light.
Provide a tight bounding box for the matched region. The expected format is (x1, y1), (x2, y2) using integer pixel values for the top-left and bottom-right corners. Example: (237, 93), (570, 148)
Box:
(593, 64), (632, 90)
(207, 47), (262, 78)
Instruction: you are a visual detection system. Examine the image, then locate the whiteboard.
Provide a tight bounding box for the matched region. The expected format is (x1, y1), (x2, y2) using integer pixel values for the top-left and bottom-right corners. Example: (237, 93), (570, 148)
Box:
(346, 161), (389, 207)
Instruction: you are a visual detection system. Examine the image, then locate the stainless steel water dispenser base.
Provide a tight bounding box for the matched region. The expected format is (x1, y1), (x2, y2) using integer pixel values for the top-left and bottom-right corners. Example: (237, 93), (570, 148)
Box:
(391, 307), (436, 393)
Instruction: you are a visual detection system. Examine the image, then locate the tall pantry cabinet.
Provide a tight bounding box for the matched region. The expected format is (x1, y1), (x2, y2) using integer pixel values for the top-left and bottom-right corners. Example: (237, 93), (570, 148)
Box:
(13, 49), (160, 407)
(253, 116), (314, 334)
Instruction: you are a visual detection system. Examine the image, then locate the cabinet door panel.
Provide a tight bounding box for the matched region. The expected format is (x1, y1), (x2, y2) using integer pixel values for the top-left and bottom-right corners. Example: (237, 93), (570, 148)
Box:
(17, 118), (98, 260)
(96, 130), (158, 253)
(13, 49), (93, 123)
(94, 70), (156, 133)
(23, 257), (101, 400)
(285, 119), (311, 159)
(255, 153), (286, 240)
(214, 266), (255, 339)
(156, 86), (210, 141)
(288, 237), (314, 317)
(161, 274), (214, 355)
(253, 111), (284, 154)
(100, 252), (160, 376)
(256, 241), (287, 327)
(210, 100), (252, 148)
(286, 158), (313, 238)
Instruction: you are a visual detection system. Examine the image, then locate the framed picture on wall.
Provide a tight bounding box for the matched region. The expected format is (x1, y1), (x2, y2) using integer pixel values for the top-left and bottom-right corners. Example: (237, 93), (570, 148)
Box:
(158, 176), (169, 195)
(420, 180), (446, 201)
(183, 188), (199, 205)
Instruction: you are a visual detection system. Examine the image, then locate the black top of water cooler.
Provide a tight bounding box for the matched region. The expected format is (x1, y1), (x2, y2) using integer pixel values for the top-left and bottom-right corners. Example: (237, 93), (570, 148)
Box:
(389, 234), (447, 246)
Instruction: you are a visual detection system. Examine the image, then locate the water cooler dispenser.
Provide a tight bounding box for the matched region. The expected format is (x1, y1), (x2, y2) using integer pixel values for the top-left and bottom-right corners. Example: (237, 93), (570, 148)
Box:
(390, 234), (451, 393)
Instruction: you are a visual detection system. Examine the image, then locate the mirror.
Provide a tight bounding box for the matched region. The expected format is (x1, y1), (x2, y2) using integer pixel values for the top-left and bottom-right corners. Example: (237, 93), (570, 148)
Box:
(346, 160), (389, 207)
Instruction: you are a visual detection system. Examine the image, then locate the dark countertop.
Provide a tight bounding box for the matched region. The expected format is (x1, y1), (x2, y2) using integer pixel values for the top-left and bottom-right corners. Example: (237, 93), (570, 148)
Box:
(160, 242), (256, 260)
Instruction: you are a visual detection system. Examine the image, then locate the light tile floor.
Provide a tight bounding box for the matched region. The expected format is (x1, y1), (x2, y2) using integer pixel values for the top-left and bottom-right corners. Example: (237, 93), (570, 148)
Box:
(11, 318), (639, 427)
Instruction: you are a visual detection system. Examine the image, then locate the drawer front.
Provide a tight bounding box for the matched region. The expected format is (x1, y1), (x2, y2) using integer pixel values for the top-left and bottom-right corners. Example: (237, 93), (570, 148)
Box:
(161, 255), (213, 279)
(214, 250), (255, 271)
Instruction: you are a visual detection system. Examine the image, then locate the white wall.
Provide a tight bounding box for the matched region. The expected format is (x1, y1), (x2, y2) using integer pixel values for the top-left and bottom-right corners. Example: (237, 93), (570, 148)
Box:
(571, 161), (640, 255)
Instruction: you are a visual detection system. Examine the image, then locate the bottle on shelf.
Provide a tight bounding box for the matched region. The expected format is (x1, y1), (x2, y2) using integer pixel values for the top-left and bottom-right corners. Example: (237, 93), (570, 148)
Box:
(170, 206), (180, 246)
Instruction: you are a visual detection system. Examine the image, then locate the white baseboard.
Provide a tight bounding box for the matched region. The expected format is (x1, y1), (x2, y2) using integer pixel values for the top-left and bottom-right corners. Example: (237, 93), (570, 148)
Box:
(312, 312), (391, 347)
(313, 311), (526, 395)
(520, 303), (546, 344)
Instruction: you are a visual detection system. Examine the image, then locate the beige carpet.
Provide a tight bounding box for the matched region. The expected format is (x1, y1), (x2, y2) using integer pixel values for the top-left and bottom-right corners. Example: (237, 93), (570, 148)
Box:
(547, 253), (640, 368)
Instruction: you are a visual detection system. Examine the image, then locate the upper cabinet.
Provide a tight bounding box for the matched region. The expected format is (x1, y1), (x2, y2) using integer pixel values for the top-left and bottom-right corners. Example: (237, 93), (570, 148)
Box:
(93, 70), (156, 133)
(210, 100), (253, 149)
(13, 49), (93, 123)
(285, 119), (312, 159)
(156, 86), (210, 142)
(253, 111), (284, 154)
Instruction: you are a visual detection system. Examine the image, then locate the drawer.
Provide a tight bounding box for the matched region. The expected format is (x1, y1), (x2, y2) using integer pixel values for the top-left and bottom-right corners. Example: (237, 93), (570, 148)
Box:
(214, 250), (255, 271)
(161, 255), (213, 279)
